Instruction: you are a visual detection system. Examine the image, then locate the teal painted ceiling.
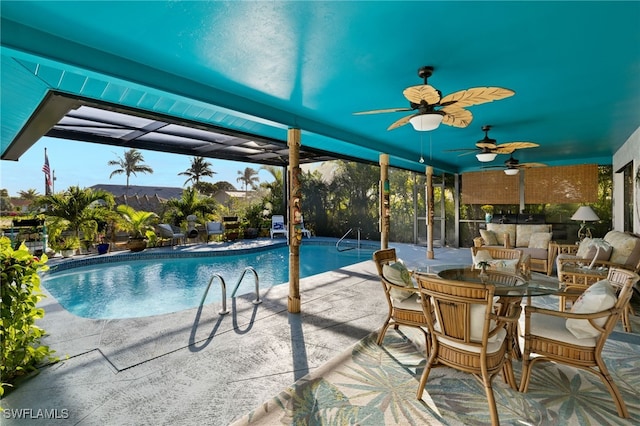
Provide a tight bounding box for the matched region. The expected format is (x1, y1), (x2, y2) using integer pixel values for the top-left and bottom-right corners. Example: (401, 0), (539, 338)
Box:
(1, 1), (639, 174)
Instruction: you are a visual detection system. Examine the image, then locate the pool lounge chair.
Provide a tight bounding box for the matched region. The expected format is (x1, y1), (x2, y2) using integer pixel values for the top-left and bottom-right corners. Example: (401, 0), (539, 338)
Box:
(205, 221), (224, 242)
(270, 215), (288, 239)
(157, 224), (185, 246)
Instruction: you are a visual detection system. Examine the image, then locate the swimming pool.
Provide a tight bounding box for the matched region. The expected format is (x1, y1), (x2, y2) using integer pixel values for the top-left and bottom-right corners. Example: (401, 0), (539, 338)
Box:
(42, 243), (376, 319)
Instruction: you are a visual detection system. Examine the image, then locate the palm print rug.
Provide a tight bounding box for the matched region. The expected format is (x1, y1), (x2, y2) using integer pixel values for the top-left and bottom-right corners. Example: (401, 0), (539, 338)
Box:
(232, 301), (640, 425)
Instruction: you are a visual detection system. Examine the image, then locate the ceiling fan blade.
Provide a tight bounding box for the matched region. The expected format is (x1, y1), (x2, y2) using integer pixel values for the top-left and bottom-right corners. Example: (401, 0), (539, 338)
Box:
(387, 114), (415, 130)
(493, 147), (516, 154)
(519, 162), (547, 168)
(443, 148), (477, 152)
(353, 107), (412, 115)
(496, 142), (539, 150)
(441, 106), (473, 128)
(403, 85), (441, 105)
(440, 87), (515, 108)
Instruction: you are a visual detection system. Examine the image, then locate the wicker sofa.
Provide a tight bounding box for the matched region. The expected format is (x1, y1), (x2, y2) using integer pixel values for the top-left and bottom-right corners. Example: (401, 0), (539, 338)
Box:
(475, 223), (554, 275)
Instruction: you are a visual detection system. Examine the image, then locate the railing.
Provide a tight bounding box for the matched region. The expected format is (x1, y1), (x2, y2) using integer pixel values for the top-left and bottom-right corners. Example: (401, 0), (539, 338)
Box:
(336, 228), (361, 252)
(230, 266), (262, 305)
(201, 267), (262, 316)
(200, 274), (230, 315)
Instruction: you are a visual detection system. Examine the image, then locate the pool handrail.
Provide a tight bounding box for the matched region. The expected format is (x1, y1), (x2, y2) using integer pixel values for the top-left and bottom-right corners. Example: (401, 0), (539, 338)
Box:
(230, 266), (262, 305)
(201, 274), (230, 315)
(337, 228), (361, 252)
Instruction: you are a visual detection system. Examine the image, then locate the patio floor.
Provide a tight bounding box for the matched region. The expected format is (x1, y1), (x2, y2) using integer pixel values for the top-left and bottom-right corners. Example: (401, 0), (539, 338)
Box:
(2, 239), (637, 425)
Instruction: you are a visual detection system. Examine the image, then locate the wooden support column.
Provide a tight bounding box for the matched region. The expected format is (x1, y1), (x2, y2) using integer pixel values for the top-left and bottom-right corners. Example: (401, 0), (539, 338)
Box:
(288, 128), (302, 313)
(426, 166), (434, 259)
(379, 154), (390, 249)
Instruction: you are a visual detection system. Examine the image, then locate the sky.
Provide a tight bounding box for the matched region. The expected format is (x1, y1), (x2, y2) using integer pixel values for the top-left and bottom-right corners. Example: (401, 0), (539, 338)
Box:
(0, 136), (277, 197)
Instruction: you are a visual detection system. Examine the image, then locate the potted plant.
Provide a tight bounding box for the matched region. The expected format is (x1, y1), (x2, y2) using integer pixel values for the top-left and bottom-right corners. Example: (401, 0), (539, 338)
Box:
(481, 205), (494, 223)
(116, 205), (159, 252)
(96, 235), (110, 255)
(58, 236), (80, 258)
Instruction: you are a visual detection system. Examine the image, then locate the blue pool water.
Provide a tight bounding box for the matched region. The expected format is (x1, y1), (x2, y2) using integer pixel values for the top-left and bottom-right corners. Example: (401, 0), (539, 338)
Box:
(42, 243), (375, 319)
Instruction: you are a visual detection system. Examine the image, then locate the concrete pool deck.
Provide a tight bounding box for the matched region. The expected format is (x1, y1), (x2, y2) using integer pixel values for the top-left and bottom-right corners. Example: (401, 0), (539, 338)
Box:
(2, 239), (472, 425)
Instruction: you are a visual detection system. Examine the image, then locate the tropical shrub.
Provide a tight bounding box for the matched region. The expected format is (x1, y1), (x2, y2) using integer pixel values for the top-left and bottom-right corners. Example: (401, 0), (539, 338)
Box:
(0, 237), (56, 396)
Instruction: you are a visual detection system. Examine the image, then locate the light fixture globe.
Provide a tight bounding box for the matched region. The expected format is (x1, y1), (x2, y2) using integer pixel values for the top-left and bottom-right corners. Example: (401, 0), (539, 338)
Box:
(476, 152), (497, 162)
(504, 168), (519, 175)
(409, 113), (443, 131)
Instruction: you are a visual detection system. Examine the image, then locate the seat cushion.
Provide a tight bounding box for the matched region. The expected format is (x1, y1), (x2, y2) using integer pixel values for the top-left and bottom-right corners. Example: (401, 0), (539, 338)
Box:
(383, 261), (415, 301)
(520, 247), (548, 260)
(566, 279), (617, 339)
(530, 312), (596, 347)
(438, 328), (507, 353)
(392, 292), (423, 311)
(207, 222), (222, 232)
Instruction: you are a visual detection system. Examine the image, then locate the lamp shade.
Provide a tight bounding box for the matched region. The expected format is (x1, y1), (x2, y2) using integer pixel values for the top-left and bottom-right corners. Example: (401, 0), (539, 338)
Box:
(571, 206), (600, 222)
(409, 113), (443, 131)
(476, 152), (497, 162)
(504, 168), (519, 175)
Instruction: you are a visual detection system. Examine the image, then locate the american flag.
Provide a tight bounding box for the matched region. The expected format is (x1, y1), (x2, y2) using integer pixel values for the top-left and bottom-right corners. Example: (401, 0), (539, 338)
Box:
(43, 149), (52, 195)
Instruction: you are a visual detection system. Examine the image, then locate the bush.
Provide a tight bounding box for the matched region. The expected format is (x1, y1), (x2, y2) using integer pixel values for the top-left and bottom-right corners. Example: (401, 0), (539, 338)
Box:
(0, 237), (56, 396)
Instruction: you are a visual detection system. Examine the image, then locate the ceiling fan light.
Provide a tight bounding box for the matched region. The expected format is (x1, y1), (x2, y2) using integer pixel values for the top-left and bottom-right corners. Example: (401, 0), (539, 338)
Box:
(504, 168), (519, 175)
(476, 152), (497, 162)
(409, 113), (443, 131)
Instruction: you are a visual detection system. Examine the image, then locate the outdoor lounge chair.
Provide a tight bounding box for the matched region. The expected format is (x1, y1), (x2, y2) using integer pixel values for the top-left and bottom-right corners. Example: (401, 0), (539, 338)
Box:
(205, 221), (224, 242)
(270, 215), (288, 239)
(299, 215), (311, 238)
(156, 224), (185, 246)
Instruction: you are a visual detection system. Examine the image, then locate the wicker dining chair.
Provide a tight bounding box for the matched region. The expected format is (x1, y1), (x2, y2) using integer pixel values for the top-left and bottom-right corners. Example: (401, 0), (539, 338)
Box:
(372, 249), (429, 347)
(414, 275), (521, 426)
(519, 268), (639, 418)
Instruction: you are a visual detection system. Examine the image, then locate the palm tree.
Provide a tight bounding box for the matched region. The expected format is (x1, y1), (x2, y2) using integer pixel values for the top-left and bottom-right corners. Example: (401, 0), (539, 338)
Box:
(108, 149), (154, 192)
(237, 167), (259, 198)
(163, 187), (217, 227)
(38, 186), (115, 242)
(260, 165), (284, 214)
(179, 156), (216, 186)
(18, 189), (40, 202)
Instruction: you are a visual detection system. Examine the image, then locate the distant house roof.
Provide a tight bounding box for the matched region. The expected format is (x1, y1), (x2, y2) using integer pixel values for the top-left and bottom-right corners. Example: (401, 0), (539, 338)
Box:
(91, 184), (184, 200)
(91, 184), (185, 215)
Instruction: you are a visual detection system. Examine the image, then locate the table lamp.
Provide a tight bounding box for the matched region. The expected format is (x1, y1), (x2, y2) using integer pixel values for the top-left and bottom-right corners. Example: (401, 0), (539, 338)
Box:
(571, 206), (599, 240)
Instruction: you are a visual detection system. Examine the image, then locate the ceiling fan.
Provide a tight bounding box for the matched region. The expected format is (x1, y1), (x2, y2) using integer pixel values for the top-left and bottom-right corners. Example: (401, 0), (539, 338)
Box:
(353, 66), (515, 131)
(445, 125), (539, 162)
(483, 154), (547, 175)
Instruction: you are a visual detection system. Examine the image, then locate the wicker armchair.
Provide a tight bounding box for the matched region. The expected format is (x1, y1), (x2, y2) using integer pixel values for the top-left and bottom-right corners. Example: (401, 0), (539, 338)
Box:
(372, 249), (429, 347)
(415, 275), (521, 426)
(519, 268), (639, 418)
(470, 246), (531, 278)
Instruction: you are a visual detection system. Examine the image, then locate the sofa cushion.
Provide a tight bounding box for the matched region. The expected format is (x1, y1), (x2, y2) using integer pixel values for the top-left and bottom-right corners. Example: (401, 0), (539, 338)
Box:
(383, 261), (414, 301)
(529, 232), (552, 249)
(515, 224), (552, 247)
(566, 279), (617, 339)
(487, 223), (516, 247)
(473, 249), (494, 265)
(520, 247), (548, 260)
(604, 231), (640, 269)
(480, 229), (498, 246)
(487, 259), (519, 273)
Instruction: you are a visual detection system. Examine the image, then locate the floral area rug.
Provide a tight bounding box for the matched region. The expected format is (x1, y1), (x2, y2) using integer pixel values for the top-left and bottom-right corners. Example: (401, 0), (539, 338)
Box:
(232, 325), (640, 425)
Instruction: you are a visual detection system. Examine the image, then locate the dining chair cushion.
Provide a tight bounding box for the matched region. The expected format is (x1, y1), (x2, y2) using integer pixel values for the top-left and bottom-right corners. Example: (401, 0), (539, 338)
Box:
(487, 259), (519, 273)
(392, 293), (423, 311)
(480, 229), (498, 246)
(383, 261), (415, 301)
(437, 328), (507, 353)
(530, 312), (597, 347)
(566, 279), (617, 339)
(528, 232), (552, 249)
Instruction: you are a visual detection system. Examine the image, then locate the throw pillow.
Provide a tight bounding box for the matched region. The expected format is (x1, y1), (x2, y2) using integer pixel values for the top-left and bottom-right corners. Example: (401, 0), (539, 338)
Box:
(566, 279), (617, 339)
(528, 232), (552, 249)
(480, 229), (498, 246)
(575, 237), (593, 258)
(383, 260), (414, 301)
(488, 259), (519, 274)
(473, 249), (493, 265)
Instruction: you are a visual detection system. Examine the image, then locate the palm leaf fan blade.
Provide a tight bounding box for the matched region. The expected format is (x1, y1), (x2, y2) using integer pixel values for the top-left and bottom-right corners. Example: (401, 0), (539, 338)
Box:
(353, 107), (412, 115)
(440, 87), (515, 107)
(387, 114), (415, 130)
(441, 107), (473, 128)
(402, 85), (441, 104)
